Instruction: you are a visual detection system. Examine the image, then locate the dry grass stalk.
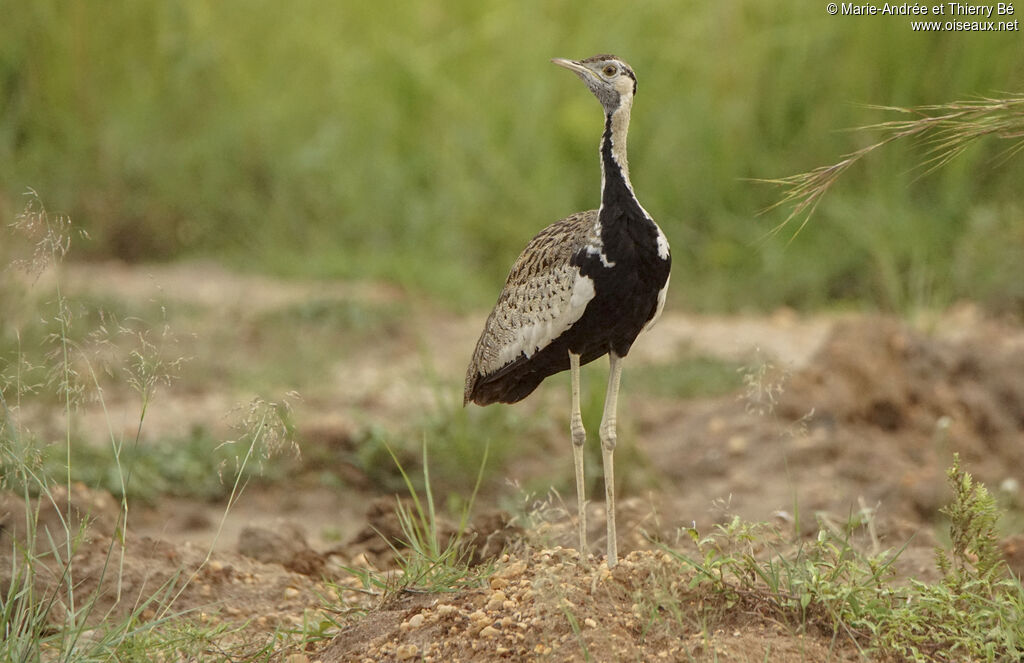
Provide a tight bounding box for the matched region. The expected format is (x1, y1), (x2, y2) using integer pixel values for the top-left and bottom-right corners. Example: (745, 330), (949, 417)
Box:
(762, 94), (1024, 238)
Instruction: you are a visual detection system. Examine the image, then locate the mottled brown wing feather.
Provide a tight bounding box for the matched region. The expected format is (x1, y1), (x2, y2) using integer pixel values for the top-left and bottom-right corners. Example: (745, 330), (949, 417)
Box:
(465, 210), (599, 404)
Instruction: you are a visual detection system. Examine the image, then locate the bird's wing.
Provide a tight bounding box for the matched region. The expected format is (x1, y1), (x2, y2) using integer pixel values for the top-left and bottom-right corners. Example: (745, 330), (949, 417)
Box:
(465, 210), (599, 400)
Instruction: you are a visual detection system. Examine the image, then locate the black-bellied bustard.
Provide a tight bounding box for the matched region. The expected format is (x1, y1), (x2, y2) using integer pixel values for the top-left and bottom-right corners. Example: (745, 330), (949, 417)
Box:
(465, 55), (671, 568)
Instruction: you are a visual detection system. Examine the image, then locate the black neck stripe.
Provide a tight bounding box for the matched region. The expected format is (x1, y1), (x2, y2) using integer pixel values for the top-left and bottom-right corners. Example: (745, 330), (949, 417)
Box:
(600, 113), (643, 217)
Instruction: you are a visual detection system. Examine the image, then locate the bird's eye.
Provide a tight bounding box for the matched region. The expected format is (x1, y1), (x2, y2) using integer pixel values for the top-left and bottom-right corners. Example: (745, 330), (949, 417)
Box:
(602, 65), (617, 77)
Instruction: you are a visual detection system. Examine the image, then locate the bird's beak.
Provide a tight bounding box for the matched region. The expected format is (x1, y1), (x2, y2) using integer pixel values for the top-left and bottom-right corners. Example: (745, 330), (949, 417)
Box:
(551, 58), (594, 82)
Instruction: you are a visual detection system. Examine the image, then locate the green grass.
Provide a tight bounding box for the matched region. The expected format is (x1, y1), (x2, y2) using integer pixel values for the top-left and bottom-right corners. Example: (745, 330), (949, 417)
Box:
(3, 2), (1023, 312)
(0, 426), (294, 504)
(634, 356), (745, 399)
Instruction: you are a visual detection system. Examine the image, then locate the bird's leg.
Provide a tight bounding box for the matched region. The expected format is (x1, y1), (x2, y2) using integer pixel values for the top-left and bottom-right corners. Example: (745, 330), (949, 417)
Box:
(569, 352), (587, 561)
(599, 352), (623, 568)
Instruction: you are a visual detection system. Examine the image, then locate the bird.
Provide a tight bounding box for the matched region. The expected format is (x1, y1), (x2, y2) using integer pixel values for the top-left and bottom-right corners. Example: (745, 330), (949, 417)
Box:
(464, 55), (671, 568)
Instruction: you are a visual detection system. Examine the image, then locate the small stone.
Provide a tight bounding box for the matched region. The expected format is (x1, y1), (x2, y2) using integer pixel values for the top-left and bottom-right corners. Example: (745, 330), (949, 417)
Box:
(283, 586), (301, 599)
(494, 560), (527, 580)
(726, 435), (748, 455)
(480, 625), (500, 638)
(436, 604), (458, 616)
(396, 644), (418, 660)
(408, 613), (425, 629)
(584, 618), (597, 628)
(468, 609), (488, 625)
(489, 576), (510, 590)
(485, 591), (507, 611)
(707, 416), (727, 433)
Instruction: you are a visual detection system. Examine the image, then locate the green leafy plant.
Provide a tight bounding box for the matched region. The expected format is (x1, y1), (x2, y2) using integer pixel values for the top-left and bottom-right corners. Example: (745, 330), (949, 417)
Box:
(654, 456), (1024, 662)
(876, 455), (1023, 662)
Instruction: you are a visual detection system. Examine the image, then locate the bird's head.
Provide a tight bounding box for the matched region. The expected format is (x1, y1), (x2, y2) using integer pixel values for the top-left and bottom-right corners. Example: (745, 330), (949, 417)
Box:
(552, 54), (636, 114)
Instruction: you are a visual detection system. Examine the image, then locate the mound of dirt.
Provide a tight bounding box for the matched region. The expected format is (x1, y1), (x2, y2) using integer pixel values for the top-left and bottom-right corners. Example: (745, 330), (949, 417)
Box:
(781, 317), (1024, 459)
(318, 548), (863, 663)
(641, 316), (1023, 552)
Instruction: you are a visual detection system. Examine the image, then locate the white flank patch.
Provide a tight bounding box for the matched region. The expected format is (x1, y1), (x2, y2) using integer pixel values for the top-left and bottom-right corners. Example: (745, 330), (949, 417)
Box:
(496, 271), (595, 367)
(654, 223), (670, 260)
(643, 274), (670, 333)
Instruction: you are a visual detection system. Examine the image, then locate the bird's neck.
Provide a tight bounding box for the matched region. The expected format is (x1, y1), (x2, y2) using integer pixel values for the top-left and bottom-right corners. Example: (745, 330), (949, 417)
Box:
(599, 104), (642, 214)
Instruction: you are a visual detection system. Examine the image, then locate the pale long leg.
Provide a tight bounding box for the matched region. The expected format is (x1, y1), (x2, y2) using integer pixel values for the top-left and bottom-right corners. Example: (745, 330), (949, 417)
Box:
(599, 352), (623, 568)
(569, 352), (587, 561)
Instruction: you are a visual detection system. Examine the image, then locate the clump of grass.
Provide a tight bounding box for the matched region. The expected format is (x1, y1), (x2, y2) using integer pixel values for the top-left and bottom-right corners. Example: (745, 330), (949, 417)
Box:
(338, 441), (495, 605)
(388, 441), (493, 593)
(765, 94), (1024, 237)
(658, 455), (1024, 661)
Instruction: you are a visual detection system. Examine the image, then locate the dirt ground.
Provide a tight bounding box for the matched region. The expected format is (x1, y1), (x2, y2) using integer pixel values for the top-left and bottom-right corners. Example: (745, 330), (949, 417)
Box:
(3, 262), (1024, 661)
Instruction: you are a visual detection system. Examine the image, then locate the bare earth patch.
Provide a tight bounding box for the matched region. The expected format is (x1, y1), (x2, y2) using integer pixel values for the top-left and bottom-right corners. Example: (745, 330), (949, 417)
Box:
(4, 262), (1023, 660)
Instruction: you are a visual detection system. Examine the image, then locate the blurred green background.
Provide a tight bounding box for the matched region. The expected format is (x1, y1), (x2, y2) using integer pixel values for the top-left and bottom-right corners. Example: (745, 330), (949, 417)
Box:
(2, 1), (1023, 312)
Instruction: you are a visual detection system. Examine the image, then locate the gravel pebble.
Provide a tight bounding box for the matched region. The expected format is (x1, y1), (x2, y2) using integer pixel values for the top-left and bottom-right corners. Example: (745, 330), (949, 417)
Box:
(485, 590), (507, 611)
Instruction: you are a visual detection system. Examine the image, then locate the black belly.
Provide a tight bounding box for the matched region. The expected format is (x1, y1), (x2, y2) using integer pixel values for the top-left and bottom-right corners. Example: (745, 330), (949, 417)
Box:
(469, 223), (670, 405)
